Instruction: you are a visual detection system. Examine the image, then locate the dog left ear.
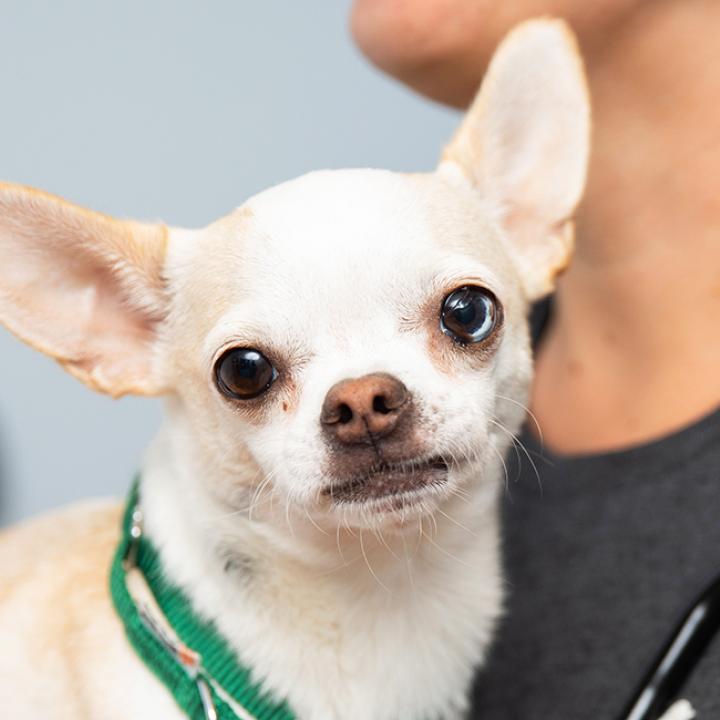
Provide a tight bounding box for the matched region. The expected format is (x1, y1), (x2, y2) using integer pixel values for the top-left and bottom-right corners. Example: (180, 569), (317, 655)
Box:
(439, 19), (590, 300)
(0, 183), (170, 397)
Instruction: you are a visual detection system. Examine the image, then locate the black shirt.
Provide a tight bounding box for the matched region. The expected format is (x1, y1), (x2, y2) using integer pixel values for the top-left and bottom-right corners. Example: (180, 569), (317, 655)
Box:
(469, 304), (720, 719)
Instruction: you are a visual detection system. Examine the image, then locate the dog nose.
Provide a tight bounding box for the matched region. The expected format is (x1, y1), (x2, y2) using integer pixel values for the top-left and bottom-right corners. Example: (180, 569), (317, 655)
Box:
(321, 373), (409, 444)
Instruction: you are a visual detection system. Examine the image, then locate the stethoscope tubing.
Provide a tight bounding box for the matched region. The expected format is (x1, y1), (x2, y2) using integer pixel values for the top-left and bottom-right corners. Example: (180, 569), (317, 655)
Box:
(617, 573), (720, 720)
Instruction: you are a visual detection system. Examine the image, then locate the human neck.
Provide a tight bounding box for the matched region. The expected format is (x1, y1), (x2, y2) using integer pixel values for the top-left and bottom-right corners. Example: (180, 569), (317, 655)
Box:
(531, 0), (720, 454)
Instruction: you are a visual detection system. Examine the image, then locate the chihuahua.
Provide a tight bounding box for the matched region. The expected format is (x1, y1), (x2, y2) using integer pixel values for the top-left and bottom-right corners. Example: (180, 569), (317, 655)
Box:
(0, 20), (590, 720)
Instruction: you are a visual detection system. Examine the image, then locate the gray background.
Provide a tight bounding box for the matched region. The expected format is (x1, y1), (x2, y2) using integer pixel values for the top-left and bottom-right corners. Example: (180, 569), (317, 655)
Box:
(0, 1), (459, 525)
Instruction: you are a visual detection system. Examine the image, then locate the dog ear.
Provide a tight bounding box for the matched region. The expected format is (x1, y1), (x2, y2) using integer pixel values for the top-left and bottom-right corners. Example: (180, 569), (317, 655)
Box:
(440, 19), (590, 300)
(0, 183), (170, 397)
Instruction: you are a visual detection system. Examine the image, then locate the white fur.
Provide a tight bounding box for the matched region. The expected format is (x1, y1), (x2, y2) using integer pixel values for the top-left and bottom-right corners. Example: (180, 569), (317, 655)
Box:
(137, 168), (527, 719)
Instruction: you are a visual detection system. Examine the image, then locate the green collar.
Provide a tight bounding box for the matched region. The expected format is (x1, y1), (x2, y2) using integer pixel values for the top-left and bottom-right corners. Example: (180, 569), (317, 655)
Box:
(110, 480), (296, 720)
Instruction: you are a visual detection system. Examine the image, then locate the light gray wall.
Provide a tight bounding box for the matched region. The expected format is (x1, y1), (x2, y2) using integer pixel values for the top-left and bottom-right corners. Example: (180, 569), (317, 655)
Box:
(0, 0), (459, 525)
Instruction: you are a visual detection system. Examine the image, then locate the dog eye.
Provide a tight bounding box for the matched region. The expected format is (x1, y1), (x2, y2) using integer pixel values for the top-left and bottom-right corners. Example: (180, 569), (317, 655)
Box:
(440, 286), (499, 344)
(214, 348), (277, 400)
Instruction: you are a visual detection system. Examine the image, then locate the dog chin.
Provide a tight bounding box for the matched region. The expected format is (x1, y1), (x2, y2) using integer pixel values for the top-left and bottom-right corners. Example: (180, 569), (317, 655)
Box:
(319, 455), (466, 529)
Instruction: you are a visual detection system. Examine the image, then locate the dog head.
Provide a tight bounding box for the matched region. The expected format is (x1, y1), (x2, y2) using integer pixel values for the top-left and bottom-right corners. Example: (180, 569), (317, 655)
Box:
(0, 20), (589, 532)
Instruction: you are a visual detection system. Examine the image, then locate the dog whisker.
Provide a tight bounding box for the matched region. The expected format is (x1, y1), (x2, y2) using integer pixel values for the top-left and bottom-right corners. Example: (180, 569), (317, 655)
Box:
(427, 506), (439, 538)
(482, 433), (511, 496)
(283, 492), (296, 538)
(490, 418), (543, 495)
(359, 529), (391, 593)
(422, 532), (474, 569)
(311, 555), (363, 579)
(399, 532), (419, 603)
(373, 527), (401, 561)
(435, 507), (481, 539)
(304, 507), (331, 536)
(494, 392), (545, 448)
(414, 515), (426, 555)
(246, 472), (275, 521)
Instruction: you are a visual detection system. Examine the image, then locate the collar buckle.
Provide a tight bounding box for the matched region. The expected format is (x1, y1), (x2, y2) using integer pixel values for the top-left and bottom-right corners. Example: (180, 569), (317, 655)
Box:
(123, 506), (144, 569)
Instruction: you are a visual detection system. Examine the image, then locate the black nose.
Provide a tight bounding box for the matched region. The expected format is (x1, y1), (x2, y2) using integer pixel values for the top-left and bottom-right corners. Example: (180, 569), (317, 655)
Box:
(320, 373), (409, 445)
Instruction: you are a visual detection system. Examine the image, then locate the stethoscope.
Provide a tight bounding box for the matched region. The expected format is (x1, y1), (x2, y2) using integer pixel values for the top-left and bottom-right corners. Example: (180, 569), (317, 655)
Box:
(617, 573), (720, 720)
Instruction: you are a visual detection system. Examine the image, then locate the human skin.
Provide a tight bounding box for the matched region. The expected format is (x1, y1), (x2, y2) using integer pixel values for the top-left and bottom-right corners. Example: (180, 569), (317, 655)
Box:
(352, 0), (720, 454)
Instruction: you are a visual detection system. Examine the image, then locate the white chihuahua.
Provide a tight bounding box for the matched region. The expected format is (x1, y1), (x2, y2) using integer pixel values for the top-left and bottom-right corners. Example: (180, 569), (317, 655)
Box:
(0, 20), (590, 720)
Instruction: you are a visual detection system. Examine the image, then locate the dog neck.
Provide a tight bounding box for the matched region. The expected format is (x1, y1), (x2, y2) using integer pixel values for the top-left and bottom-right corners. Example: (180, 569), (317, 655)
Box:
(137, 402), (503, 720)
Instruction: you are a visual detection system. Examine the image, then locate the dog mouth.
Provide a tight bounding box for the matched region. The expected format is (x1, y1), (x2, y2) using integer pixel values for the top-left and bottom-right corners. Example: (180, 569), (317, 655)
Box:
(322, 455), (451, 505)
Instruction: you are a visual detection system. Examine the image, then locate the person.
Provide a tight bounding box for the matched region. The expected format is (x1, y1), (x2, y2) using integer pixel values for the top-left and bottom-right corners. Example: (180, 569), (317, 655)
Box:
(351, 1), (720, 718)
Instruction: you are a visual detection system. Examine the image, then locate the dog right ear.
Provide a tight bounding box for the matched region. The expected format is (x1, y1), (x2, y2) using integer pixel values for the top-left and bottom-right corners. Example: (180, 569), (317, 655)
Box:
(439, 19), (590, 300)
(0, 183), (170, 397)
